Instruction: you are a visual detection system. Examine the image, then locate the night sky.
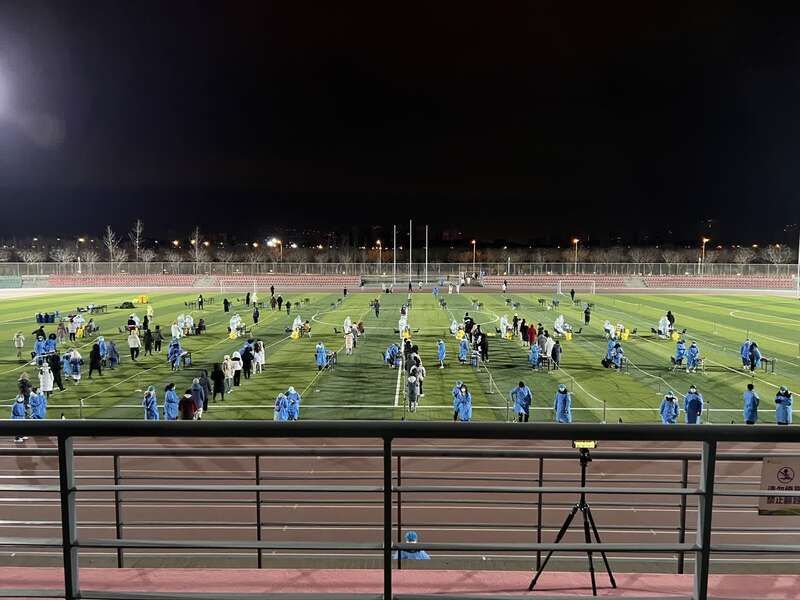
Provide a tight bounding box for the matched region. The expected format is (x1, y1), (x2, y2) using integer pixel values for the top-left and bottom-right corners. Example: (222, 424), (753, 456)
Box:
(0, 2), (799, 243)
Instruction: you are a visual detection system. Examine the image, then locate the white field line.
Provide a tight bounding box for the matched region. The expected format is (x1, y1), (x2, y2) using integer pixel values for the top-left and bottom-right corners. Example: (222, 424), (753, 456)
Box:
(301, 305), (372, 398)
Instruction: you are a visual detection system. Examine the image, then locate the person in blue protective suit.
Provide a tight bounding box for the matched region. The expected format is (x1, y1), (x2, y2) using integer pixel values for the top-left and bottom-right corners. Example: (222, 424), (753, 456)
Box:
(385, 343), (399, 367)
(748, 341), (762, 373)
(775, 386), (793, 425)
(167, 338), (183, 371)
(142, 386), (159, 420)
(393, 531), (431, 560)
(659, 391), (679, 424)
(554, 384), (572, 423)
(606, 339), (615, 361)
(453, 383), (472, 422)
(286, 386), (301, 421)
(743, 383), (759, 424)
(44, 333), (57, 355)
(108, 341), (120, 369)
(672, 339), (686, 367)
(163, 383), (179, 421)
(686, 341), (701, 373)
(611, 343), (624, 369)
(458, 337), (470, 364)
(33, 336), (47, 363)
(437, 339), (446, 369)
(97, 336), (107, 361)
(11, 396), (26, 442)
(529, 343), (540, 368)
(274, 393), (289, 421)
(29, 389), (47, 420)
(740, 338), (751, 369)
(511, 381), (532, 423)
(315, 342), (327, 371)
(451, 380), (463, 402)
(684, 385), (703, 424)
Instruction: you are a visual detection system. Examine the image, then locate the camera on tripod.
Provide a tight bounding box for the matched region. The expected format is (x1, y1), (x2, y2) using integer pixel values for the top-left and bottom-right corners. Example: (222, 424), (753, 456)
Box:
(529, 439), (616, 596)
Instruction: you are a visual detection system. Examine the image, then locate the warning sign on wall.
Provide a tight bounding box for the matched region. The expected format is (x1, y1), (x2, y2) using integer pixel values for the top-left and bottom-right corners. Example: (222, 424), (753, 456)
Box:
(759, 458), (800, 515)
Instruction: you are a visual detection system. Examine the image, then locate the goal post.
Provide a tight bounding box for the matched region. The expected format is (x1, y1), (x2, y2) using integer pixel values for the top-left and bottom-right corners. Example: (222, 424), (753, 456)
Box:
(556, 280), (596, 296)
(219, 278), (259, 295)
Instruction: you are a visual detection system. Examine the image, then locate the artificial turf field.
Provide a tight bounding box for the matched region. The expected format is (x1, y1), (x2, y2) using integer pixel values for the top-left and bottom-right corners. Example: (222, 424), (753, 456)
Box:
(1, 288), (798, 423)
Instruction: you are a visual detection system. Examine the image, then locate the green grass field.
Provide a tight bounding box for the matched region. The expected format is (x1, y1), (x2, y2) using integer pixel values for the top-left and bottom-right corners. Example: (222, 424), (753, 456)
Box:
(1, 288), (798, 422)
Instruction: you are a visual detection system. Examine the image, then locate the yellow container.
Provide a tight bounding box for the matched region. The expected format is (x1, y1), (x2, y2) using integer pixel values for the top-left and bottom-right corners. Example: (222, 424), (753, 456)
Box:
(565, 331), (573, 341)
(290, 329), (301, 340)
(671, 331), (679, 341)
(456, 330), (464, 341)
(621, 330), (630, 341)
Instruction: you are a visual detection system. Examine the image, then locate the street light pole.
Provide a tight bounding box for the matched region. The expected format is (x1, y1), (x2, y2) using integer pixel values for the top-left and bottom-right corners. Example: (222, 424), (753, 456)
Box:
(572, 238), (579, 275)
(377, 240), (382, 272)
(471, 240), (477, 274)
(796, 231), (800, 298)
(701, 237), (710, 275)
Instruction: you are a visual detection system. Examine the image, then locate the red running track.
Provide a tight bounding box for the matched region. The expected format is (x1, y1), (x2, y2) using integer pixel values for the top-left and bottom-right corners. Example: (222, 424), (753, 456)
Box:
(1, 567), (798, 598)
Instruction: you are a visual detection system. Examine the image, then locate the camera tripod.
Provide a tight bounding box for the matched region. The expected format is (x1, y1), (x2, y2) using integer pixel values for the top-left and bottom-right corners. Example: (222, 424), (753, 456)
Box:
(528, 448), (616, 596)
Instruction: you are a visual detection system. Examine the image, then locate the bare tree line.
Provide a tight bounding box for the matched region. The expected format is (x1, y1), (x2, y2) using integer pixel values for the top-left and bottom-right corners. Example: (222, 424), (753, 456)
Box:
(0, 223), (797, 265)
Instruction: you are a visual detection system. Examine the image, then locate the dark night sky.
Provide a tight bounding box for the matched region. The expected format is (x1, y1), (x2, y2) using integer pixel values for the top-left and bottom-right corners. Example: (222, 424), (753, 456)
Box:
(0, 1), (799, 243)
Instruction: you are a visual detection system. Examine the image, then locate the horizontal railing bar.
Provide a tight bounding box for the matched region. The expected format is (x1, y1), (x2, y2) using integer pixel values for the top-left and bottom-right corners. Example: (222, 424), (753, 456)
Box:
(1, 420), (799, 443)
(394, 485), (700, 495)
(79, 538), (382, 550)
(0, 536), (64, 547)
(79, 593), (384, 600)
(393, 542), (699, 553)
(79, 485), (384, 493)
(712, 544), (800, 553)
(0, 485), (59, 492)
(0, 444), (790, 464)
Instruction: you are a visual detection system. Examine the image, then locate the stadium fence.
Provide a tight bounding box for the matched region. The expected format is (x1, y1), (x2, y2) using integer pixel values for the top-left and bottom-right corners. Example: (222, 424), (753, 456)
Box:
(0, 261), (798, 279)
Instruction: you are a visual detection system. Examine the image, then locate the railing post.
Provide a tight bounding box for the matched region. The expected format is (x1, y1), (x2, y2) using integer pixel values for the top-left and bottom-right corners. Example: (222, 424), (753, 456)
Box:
(383, 437), (393, 599)
(536, 456), (544, 571)
(113, 455), (124, 568)
(396, 454), (402, 570)
(255, 455), (263, 569)
(58, 435), (79, 600)
(677, 458), (688, 574)
(694, 441), (716, 600)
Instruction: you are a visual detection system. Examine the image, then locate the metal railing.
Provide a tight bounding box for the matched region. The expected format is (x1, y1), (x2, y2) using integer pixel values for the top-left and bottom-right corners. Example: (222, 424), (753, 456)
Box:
(0, 420), (799, 600)
(0, 261), (797, 278)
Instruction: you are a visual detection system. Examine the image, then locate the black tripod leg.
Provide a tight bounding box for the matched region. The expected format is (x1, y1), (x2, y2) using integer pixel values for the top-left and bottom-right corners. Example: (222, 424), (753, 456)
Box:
(581, 507), (598, 597)
(586, 506), (617, 588)
(528, 503), (579, 591)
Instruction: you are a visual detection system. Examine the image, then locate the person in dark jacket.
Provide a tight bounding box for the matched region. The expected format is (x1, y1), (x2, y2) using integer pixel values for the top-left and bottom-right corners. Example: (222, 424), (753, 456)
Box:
(551, 340), (562, 369)
(153, 325), (164, 352)
(178, 389), (196, 420)
(143, 328), (154, 356)
(223, 298), (230, 313)
(191, 378), (205, 419)
(245, 292), (251, 306)
(211, 363), (225, 402)
(286, 300), (292, 314)
(252, 306), (260, 325)
(584, 305), (591, 325)
(241, 347), (254, 379)
(270, 285), (275, 297)
(276, 295), (283, 310)
(47, 353), (65, 391)
(88, 344), (102, 379)
(199, 370), (212, 412)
